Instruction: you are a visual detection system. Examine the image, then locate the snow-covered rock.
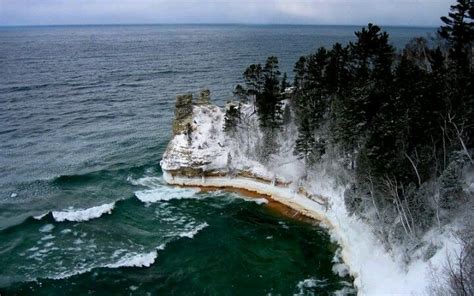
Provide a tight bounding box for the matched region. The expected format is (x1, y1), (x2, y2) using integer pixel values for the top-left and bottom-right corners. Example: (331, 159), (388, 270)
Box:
(160, 94), (460, 296)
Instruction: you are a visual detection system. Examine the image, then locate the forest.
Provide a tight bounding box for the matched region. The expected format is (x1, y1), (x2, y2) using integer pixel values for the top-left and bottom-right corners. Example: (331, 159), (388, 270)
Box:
(224, 1), (473, 284)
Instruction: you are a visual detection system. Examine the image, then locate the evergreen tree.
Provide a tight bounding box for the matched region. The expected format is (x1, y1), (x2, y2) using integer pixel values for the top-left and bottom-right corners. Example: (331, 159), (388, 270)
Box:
(243, 64), (264, 102)
(326, 43), (350, 94)
(233, 84), (248, 103)
(293, 56), (307, 89)
(256, 56), (283, 128)
(295, 116), (316, 163)
(280, 72), (289, 92)
(223, 103), (241, 135)
(438, 0), (474, 146)
(438, 0), (474, 70)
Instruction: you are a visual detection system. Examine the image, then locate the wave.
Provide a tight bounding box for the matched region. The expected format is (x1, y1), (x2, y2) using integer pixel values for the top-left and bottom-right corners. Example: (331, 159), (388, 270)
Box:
(130, 176), (200, 203)
(17, 219), (209, 284)
(105, 244), (165, 269)
(44, 223), (207, 280)
(33, 212), (49, 220)
(179, 222), (208, 239)
(295, 277), (328, 295)
(224, 192), (268, 205)
(51, 202), (115, 222)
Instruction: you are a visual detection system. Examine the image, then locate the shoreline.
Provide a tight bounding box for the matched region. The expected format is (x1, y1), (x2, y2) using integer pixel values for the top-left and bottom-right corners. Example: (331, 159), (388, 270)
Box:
(196, 186), (318, 224)
(162, 171), (359, 291)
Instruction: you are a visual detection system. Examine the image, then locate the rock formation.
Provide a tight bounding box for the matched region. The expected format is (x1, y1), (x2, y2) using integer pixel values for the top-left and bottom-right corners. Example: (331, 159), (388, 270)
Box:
(172, 93), (193, 135)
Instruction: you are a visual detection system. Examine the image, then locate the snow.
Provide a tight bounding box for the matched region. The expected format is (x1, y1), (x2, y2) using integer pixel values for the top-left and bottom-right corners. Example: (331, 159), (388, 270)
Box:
(160, 102), (462, 295)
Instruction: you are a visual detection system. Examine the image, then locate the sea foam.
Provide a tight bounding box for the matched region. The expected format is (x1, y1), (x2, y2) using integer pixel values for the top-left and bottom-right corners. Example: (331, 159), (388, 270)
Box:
(179, 222), (209, 238)
(52, 202), (115, 222)
(132, 176), (199, 203)
(105, 248), (161, 268)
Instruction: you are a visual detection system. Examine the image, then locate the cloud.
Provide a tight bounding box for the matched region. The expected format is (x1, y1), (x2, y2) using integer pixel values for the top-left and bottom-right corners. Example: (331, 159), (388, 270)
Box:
(0, 0), (453, 26)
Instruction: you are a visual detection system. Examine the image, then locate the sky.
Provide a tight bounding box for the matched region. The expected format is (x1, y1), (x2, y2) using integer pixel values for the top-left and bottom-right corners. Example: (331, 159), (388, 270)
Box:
(0, 0), (453, 27)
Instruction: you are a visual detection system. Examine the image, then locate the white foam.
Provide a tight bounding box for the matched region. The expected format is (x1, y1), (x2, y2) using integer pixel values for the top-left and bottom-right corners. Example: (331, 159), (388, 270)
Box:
(179, 222), (208, 238)
(295, 277), (327, 295)
(333, 286), (357, 296)
(48, 244), (166, 280)
(135, 185), (199, 203)
(105, 251), (157, 268)
(41, 234), (55, 241)
(105, 245), (165, 269)
(33, 212), (49, 220)
(225, 192), (268, 205)
(39, 224), (54, 233)
(52, 202), (115, 222)
(332, 263), (350, 277)
(128, 176), (163, 187)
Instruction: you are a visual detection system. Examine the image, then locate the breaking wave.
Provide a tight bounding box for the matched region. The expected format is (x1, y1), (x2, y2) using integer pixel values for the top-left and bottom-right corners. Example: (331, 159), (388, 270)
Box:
(51, 202), (115, 222)
(105, 245), (165, 269)
(130, 176), (199, 203)
(178, 222), (209, 238)
(48, 247), (163, 280)
(44, 221), (209, 281)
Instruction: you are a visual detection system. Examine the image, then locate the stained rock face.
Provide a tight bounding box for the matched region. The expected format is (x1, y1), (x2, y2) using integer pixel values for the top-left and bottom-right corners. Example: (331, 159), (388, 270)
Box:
(172, 94), (193, 135)
(195, 89), (211, 105)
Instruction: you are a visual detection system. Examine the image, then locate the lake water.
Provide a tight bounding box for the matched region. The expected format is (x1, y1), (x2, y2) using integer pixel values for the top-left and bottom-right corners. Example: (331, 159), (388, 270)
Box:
(0, 25), (435, 295)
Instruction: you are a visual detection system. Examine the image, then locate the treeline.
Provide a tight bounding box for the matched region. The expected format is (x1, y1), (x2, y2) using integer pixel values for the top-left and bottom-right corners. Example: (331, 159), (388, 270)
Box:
(225, 0), (473, 243)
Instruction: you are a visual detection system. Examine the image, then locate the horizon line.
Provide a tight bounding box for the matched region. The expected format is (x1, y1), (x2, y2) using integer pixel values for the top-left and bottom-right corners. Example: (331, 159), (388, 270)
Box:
(0, 22), (439, 29)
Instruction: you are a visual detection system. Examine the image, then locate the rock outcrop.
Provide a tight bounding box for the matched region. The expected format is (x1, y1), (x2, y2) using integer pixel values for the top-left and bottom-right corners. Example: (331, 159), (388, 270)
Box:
(195, 89), (211, 105)
(172, 94), (193, 135)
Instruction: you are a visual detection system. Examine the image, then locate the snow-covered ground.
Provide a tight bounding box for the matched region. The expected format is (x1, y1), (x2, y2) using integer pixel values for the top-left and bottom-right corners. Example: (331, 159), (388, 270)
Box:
(161, 102), (462, 295)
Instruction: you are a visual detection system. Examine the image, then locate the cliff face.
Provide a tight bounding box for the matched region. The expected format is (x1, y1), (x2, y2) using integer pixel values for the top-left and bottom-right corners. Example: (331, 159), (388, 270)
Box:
(172, 94), (193, 135)
(160, 90), (459, 296)
(161, 90), (228, 175)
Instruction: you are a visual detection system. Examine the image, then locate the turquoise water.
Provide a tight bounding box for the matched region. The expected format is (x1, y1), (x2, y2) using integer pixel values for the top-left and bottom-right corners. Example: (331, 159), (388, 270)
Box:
(0, 25), (435, 295)
(0, 167), (354, 295)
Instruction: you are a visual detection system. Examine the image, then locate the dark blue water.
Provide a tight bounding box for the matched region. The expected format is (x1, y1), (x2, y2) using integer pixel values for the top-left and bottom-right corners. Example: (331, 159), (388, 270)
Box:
(0, 25), (435, 295)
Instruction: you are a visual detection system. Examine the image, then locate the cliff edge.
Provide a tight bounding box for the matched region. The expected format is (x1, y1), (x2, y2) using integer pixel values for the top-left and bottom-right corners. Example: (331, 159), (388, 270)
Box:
(160, 91), (459, 296)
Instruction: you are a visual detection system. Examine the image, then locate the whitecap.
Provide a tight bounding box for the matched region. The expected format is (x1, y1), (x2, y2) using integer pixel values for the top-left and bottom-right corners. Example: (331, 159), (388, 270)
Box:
(39, 224), (54, 233)
(333, 286), (357, 296)
(179, 222), (208, 239)
(332, 263), (349, 277)
(31, 244), (167, 282)
(105, 245), (165, 269)
(41, 234), (55, 241)
(33, 212), (48, 220)
(294, 277), (327, 295)
(128, 175), (163, 187)
(44, 242), (54, 248)
(135, 186), (199, 203)
(105, 251), (157, 268)
(52, 202), (115, 222)
(227, 193), (268, 205)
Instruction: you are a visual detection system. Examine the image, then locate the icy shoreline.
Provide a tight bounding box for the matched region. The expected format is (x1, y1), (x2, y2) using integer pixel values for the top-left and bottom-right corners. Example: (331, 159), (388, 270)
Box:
(160, 97), (459, 295)
(162, 170), (457, 296)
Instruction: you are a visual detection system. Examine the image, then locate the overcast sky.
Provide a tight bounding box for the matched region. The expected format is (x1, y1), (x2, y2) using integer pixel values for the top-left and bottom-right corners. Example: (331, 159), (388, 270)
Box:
(0, 0), (453, 26)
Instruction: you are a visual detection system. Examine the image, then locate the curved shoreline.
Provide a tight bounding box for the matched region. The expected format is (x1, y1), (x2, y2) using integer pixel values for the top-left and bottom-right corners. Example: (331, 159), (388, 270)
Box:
(162, 171), (359, 292)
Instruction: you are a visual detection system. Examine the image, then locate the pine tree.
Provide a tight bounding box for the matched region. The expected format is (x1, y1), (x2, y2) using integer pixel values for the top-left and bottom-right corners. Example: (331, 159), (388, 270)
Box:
(438, 0), (474, 146)
(438, 0), (474, 70)
(293, 56), (307, 89)
(326, 43), (350, 94)
(256, 56), (283, 129)
(295, 116), (316, 163)
(233, 84), (248, 103)
(223, 103), (241, 135)
(243, 64), (264, 102)
(280, 72), (289, 92)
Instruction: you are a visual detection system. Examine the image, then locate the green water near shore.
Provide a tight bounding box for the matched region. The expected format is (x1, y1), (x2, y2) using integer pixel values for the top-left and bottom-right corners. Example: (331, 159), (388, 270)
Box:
(0, 167), (355, 295)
